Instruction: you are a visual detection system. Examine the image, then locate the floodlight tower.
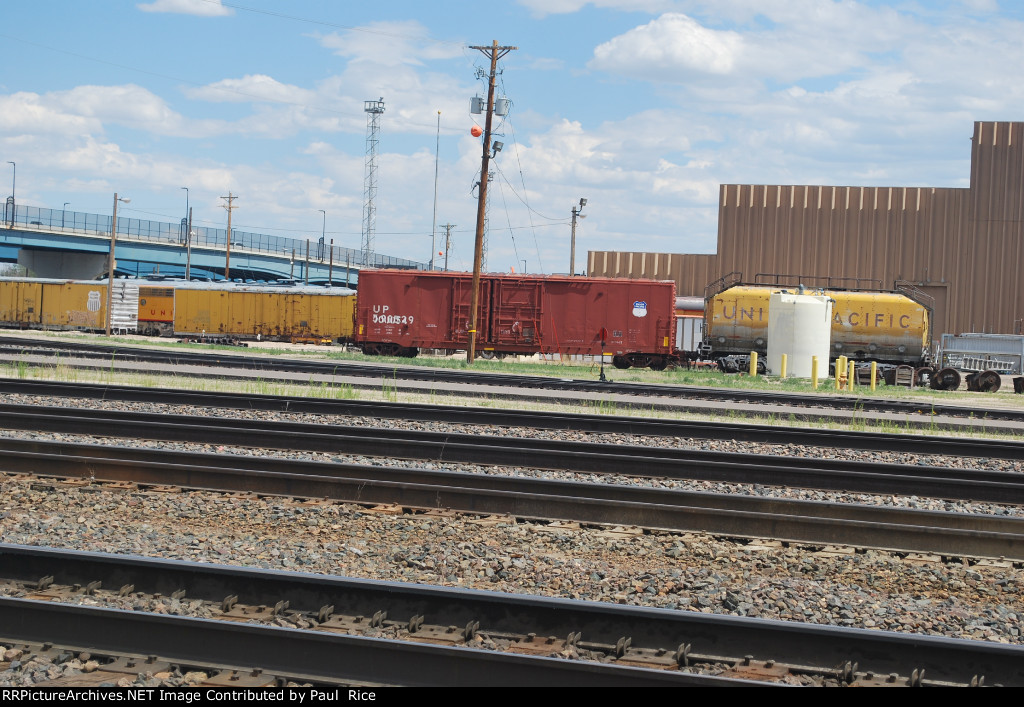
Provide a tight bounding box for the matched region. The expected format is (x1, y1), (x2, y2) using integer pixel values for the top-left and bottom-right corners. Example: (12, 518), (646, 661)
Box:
(361, 97), (385, 268)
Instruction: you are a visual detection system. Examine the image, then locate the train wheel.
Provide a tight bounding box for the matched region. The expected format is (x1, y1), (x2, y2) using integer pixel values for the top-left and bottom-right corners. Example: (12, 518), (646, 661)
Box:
(478, 350), (495, 360)
(930, 367), (961, 391)
(648, 356), (668, 371)
(977, 370), (1002, 393)
(612, 355), (631, 370)
(362, 343), (381, 356)
(629, 354), (652, 369)
(913, 367), (933, 388)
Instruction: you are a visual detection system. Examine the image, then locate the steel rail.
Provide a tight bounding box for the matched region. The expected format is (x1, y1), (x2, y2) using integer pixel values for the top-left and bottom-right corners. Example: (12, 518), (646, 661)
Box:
(1, 545), (1021, 686)
(2, 337), (1021, 423)
(5, 439), (1024, 560)
(2, 403), (1023, 505)
(0, 598), (724, 687)
(1, 378), (1022, 460)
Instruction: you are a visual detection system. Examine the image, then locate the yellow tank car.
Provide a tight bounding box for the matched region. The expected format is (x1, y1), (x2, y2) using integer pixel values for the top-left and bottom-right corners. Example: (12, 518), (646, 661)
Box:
(830, 290), (930, 364)
(705, 284), (930, 365)
(705, 285), (771, 356)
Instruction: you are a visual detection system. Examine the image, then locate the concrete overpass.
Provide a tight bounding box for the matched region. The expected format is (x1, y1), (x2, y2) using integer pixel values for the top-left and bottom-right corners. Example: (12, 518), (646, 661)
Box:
(0, 203), (428, 286)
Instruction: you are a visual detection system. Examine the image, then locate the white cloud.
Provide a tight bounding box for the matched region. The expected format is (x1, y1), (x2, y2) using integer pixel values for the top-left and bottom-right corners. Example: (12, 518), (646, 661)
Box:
(0, 92), (102, 135)
(318, 20), (463, 67)
(516, 0), (674, 18)
(136, 0), (232, 16)
(591, 14), (743, 79)
(186, 75), (315, 105)
(589, 6), (910, 83)
(0, 85), (226, 139)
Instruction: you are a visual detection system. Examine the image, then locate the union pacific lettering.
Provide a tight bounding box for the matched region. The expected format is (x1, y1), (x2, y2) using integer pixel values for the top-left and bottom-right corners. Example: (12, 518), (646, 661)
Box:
(371, 304), (413, 325)
(720, 306), (765, 321)
(720, 304), (914, 330)
(834, 312), (913, 329)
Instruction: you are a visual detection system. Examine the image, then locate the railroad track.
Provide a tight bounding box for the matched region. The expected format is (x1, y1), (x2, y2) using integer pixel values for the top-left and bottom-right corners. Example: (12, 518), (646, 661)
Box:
(1, 639), (364, 689)
(2, 401), (1024, 502)
(2, 544), (1021, 686)
(1, 378), (1021, 458)
(4, 424), (1024, 560)
(2, 337), (1021, 424)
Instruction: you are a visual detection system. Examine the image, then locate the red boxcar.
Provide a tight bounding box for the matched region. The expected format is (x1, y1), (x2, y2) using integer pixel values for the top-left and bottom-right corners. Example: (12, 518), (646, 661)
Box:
(354, 270), (678, 369)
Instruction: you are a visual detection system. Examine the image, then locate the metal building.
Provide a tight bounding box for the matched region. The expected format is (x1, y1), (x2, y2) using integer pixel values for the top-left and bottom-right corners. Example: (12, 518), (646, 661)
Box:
(588, 120), (1024, 341)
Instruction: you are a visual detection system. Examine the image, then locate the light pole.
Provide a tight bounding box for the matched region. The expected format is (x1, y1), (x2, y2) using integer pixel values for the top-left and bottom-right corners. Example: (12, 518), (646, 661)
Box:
(521, 259), (526, 274)
(105, 193), (130, 337)
(6, 161), (14, 228)
(62, 202), (69, 229)
(181, 187), (189, 244)
(570, 197), (587, 276)
(185, 208), (194, 281)
(318, 209), (326, 262)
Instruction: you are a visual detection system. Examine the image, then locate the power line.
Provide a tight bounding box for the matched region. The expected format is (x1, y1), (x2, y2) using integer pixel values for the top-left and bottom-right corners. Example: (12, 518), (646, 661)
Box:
(203, 0), (466, 48)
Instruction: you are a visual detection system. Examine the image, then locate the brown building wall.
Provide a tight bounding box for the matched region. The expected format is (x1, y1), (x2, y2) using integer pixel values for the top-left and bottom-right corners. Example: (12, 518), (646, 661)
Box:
(589, 120), (1024, 339)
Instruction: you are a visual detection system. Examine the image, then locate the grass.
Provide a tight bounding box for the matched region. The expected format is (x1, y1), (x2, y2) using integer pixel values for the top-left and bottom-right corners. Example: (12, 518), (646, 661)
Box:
(3, 329), (1023, 440)
(2, 358), (1022, 442)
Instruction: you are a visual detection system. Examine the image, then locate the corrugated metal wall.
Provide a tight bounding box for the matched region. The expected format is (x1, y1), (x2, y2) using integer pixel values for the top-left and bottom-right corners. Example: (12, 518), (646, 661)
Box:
(587, 251), (720, 296)
(589, 120), (1024, 338)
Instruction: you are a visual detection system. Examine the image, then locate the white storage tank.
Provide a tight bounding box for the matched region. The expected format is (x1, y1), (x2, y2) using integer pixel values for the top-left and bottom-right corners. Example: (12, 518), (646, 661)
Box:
(767, 291), (833, 377)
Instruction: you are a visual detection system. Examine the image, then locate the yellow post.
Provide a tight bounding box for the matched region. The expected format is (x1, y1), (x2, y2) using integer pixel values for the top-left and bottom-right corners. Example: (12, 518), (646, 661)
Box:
(780, 353), (787, 379)
(848, 359), (856, 391)
(835, 357), (843, 389)
(870, 361), (877, 391)
(811, 356), (819, 389)
(749, 352), (758, 377)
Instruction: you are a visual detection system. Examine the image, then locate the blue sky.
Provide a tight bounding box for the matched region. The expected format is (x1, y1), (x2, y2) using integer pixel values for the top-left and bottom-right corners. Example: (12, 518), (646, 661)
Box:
(2, 0), (1023, 275)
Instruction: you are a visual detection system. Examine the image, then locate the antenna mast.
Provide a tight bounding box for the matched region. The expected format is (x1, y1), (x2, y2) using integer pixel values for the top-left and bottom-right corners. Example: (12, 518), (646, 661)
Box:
(361, 97), (385, 268)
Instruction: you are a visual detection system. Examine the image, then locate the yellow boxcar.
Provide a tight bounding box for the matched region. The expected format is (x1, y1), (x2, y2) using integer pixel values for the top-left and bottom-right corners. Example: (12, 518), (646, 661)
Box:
(173, 284), (355, 342)
(706, 285), (930, 364)
(138, 285), (176, 336)
(0, 277), (46, 326)
(40, 281), (108, 330)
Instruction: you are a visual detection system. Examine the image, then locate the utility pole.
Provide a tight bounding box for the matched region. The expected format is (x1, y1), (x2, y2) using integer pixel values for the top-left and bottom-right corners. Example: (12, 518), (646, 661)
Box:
(467, 40), (516, 363)
(441, 223), (455, 272)
(221, 192), (238, 281)
(570, 197), (587, 276)
(481, 170), (494, 272)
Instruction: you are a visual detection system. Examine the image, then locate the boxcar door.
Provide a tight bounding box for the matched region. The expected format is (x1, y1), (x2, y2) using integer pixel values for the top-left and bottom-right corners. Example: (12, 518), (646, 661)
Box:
(449, 276), (490, 347)
(488, 278), (542, 350)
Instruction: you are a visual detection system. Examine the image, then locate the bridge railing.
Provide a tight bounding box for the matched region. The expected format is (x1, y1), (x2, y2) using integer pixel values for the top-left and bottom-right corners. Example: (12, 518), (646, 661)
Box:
(3, 204), (427, 270)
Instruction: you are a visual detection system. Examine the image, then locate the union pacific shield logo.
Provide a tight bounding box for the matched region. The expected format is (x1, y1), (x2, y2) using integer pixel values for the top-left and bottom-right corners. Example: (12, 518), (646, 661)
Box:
(632, 300), (647, 318)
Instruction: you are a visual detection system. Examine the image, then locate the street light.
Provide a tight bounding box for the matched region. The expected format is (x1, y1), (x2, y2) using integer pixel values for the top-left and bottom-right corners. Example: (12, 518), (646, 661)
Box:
(570, 197), (587, 276)
(6, 161), (13, 228)
(105, 193), (130, 337)
(181, 187), (189, 244)
(62, 202), (69, 229)
(318, 209), (326, 261)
